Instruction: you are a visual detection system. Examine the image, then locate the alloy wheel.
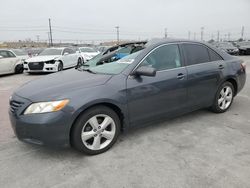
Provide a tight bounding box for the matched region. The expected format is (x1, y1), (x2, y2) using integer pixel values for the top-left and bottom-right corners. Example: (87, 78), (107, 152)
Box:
(218, 86), (233, 110)
(81, 114), (116, 150)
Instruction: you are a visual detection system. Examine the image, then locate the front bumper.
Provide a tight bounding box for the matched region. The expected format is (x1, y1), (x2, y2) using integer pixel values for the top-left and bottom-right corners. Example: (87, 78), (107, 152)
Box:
(23, 62), (59, 73)
(9, 94), (72, 147)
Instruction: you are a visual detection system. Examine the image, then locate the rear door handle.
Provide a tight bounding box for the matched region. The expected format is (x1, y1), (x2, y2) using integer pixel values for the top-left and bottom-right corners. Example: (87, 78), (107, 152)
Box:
(177, 73), (185, 80)
(219, 64), (224, 69)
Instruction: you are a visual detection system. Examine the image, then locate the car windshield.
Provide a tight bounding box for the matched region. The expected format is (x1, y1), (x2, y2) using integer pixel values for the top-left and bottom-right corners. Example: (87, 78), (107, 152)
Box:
(12, 49), (27, 56)
(87, 51), (141, 75)
(79, 47), (97, 53)
(84, 53), (103, 67)
(39, 49), (62, 56)
(218, 42), (234, 47)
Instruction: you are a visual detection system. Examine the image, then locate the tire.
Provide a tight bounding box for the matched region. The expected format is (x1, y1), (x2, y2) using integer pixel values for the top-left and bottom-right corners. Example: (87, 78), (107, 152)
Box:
(15, 64), (23, 74)
(76, 58), (82, 68)
(57, 62), (63, 72)
(71, 105), (121, 155)
(211, 82), (234, 113)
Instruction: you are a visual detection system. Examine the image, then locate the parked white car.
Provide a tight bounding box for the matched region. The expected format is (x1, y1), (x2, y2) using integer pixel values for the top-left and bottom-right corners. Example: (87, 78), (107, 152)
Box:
(11, 49), (30, 61)
(0, 49), (24, 75)
(24, 47), (82, 73)
(79, 47), (99, 62)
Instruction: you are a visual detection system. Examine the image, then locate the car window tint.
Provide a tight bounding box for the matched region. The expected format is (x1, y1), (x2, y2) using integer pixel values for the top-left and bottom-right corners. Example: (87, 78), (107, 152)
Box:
(0, 51), (15, 58)
(140, 44), (181, 71)
(182, 44), (210, 65)
(208, 48), (223, 61)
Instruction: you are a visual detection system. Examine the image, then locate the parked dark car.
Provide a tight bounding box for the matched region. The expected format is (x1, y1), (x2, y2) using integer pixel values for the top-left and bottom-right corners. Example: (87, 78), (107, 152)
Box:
(216, 42), (239, 55)
(236, 41), (250, 55)
(9, 39), (246, 155)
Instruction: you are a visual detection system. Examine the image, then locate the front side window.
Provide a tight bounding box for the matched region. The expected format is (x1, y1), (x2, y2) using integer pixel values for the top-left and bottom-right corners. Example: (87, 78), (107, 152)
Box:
(140, 44), (181, 71)
(182, 44), (210, 65)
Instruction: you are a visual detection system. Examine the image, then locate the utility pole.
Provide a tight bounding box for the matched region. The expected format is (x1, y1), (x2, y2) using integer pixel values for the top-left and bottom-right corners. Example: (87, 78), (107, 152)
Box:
(49, 18), (53, 46)
(201, 27), (204, 41)
(241, 26), (244, 39)
(164, 28), (168, 38)
(217, 30), (220, 42)
(36, 35), (40, 43)
(188, 31), (191, 40)
(115, 26), (120, 45)
(47, 32), (51, 46)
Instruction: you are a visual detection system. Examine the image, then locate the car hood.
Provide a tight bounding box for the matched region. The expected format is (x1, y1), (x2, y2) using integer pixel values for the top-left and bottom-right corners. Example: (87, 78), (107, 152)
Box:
(17, 55), (30, 60)
(221, 47), (238, 50)
(14, 69), (112, 101)
(25, 55), (60, 62)
(239, 45), (250, 49)
(81, 52), (99, 56)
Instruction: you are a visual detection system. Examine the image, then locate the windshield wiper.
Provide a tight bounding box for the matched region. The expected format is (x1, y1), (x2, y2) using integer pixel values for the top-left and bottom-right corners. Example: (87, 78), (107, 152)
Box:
(77, 67), (96, 74)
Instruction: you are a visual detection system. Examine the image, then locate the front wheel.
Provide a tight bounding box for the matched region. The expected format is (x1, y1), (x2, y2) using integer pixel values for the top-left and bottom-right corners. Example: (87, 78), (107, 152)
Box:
(211, 82), (234, 113)
(57, 62), (63, 72)
(71, 106), (121, 155)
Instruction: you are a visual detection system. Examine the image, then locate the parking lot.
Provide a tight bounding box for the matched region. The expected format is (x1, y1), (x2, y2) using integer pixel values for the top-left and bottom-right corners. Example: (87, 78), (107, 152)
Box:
(0, 56), (250, 188)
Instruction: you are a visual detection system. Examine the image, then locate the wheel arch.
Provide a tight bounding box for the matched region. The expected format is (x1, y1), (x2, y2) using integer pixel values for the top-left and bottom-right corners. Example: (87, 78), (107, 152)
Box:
(225, 77), (238, 96)
(69, 101), (126, 146)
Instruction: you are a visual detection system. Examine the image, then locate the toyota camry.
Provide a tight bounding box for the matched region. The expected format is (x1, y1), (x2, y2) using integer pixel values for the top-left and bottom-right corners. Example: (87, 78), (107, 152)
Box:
(9, 39), (246, 155)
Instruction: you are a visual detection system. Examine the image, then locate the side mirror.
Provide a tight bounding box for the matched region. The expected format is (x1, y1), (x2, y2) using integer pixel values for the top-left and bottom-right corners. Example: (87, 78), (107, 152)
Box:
(0, 55), (3, 59)
(134, 66), (156, 77)
(64, 52), (69, 56)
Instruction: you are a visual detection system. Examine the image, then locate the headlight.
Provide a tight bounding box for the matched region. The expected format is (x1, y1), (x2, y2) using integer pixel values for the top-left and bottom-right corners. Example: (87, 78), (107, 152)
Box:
(24, 99), (69, 114)
(46, 60), (55, 64)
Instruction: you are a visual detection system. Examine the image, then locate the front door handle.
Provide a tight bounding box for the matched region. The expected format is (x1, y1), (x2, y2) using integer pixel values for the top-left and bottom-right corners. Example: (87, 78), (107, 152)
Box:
(177, 73), (185, 80)
(219, 64), (224, 69)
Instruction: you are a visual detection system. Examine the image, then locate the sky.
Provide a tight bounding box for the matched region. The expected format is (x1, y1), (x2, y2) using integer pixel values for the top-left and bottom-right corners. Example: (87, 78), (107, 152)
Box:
(0, 0), (249, 43)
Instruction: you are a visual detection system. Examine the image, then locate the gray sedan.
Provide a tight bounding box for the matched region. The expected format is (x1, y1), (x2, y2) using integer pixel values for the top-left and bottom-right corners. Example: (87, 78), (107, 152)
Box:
(9, 39), (246, 155)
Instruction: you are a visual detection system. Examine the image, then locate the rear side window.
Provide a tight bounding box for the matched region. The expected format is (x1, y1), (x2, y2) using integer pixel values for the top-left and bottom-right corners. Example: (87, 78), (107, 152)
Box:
(208, 48), (223, 61)
(0, 50), (15, 58)
(182, 44), (210, 65)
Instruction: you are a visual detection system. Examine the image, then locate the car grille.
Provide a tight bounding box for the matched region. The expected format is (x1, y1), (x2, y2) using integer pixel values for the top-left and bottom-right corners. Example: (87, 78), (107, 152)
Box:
(28, 62), (44, 70)
(9, 100), (24, 113)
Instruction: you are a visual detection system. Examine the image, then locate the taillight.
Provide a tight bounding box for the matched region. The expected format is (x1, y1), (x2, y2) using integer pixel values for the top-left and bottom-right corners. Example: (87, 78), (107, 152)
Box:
(240, 62), (246, 71)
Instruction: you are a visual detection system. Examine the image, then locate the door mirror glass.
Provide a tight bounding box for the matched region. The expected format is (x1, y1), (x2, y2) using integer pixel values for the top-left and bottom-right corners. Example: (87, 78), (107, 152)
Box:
(64, 52), (69, 56)
(134, 66), (156, 77)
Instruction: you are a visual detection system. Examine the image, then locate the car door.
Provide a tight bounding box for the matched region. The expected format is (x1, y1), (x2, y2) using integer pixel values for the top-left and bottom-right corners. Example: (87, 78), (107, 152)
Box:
(0, 50), (17, 74)
(181, 43), (224, 109)
(61, 48), (71, 68)
(126, 44), (188, 126)
(68, 48), (77, 67)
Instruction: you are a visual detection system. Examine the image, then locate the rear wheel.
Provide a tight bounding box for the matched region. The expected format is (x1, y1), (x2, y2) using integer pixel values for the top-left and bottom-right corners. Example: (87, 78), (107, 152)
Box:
(15, 64), (23, 74)
(71, 106), (121, 155)
(211, 82), (234, 113)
